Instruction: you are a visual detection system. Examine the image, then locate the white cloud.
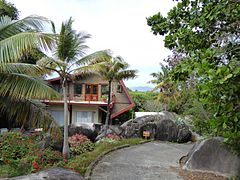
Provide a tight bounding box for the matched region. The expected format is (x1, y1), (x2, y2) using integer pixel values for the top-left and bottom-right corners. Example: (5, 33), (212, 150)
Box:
(9, 0), (176, 87)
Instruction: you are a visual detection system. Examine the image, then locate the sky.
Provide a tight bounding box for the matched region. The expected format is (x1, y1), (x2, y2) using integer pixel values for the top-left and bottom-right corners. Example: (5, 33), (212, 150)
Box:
(9, 0), (176, 88)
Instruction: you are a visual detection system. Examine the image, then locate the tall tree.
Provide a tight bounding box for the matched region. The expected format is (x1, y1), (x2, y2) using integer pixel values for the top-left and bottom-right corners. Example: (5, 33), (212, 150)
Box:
(147, 0), (240, 152)
(149, 63), (179, 111)
(0, 15), (58, 127)
(82, 51), (137, 125)
(37, 18), (110, 159)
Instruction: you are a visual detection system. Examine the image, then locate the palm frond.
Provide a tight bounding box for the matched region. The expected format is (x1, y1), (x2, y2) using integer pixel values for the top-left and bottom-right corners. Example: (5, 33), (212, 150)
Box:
(0, 73), (60, 100)
(78, 50), (112, 65)
(37, 57), (67, 72)
(0, 32), (55, 63)
(0, 15), (50, 40)
(0, 96), (56, 130)
(0, 63), (50, 75)
(54, 17), (90, 63)
(115, 69), (138, 80)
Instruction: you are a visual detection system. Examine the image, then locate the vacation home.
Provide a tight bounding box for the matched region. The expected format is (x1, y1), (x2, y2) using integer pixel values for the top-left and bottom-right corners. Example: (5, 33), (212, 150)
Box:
(42, 74), (135, 127)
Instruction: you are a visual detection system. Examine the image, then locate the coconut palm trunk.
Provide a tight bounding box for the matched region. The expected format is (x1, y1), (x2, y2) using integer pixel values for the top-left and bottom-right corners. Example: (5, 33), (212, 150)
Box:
(62, 77), (70, 159)
(105, 80), (112, 125)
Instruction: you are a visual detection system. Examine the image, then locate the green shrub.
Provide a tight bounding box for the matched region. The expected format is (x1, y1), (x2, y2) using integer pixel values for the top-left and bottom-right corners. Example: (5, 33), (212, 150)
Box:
(68, 134), (94, 156)
(0, 132), (38, 165)
(0, 132), (63, 177)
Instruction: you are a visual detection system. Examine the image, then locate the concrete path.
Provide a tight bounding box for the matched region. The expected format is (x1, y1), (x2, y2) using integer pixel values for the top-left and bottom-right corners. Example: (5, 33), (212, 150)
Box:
(91, 141), (194, 180)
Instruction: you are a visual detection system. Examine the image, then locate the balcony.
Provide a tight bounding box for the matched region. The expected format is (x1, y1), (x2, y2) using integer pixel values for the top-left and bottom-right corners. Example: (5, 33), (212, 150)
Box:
(41, 93), (108, 105)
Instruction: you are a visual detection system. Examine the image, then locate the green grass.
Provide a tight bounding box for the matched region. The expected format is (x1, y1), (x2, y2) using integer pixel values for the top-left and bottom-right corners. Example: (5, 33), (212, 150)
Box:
(66, 138), (144, 175)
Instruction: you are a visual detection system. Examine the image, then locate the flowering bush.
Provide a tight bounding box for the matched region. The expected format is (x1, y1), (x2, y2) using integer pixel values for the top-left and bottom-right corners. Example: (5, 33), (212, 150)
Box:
(0, 132), (38, 165)
(29, 149), (63, 172)
(0, 132), (63, 177)
(68, 134), (94, 156)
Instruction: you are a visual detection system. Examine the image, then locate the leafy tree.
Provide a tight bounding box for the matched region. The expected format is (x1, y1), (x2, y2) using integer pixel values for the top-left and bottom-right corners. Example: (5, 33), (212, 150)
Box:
(147, 0), (240, 152)
(0, 15), (58, 127)
(0, 0), (19, 20)
(129, 90), (159, 112)
(84, 52), (137, 125)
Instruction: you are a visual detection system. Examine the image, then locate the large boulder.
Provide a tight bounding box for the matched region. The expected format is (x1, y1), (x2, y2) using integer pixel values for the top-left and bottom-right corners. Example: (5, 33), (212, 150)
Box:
(9, 167), (85, 180)
(121, 112), (192, 143)
(121, 114), (166, 138)
(139, 123), (157, 139)
(68, 124), (97, 142)
(183, 137), (240, 177)
(154, 119), (178, 141)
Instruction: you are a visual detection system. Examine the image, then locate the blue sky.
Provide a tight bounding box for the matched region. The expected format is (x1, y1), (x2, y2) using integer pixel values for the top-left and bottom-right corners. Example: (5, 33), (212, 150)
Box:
(9, 0), (176, 87)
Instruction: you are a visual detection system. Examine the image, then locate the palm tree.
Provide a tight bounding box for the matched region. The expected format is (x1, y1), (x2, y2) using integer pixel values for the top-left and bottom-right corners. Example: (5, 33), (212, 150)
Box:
(37, 17), (109, 159)
(0, 15), (58, 127)
(82, 50), (137, 125)
(149, 63), (179, 111)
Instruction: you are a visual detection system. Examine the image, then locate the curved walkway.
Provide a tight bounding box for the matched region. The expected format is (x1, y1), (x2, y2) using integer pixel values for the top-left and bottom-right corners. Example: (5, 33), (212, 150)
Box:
(91, 141), (193, 180)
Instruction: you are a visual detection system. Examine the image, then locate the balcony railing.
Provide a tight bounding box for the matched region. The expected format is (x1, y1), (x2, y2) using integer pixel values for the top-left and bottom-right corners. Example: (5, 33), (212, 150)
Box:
(42, 93), (109, 103)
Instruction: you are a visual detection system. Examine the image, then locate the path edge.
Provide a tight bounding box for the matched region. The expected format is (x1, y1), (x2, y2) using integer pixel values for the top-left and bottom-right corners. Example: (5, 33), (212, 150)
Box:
(84, 140), (151, 180)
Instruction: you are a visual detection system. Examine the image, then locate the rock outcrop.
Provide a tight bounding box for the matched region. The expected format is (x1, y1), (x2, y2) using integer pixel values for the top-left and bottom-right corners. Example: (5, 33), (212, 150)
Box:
(9, 167), (85, 180)
(183, 137), (240, 177)
(120, 112), (192, 143)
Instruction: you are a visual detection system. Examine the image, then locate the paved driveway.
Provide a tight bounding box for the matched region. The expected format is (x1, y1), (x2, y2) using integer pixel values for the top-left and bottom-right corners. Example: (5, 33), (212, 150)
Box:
(91, 141), (193, 180)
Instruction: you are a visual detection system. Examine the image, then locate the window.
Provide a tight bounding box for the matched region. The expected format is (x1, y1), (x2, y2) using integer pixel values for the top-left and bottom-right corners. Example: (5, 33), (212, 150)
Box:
(101, 84), (109, 95)
(85, 84), (98, 94)
(75, 84), (82, 94)
(86, 85), (91, 94)
(50, 110), (64, 126)
(92, 85), (98, 94)
(75, 111), (93, 124)
(117, 84), (123, 93)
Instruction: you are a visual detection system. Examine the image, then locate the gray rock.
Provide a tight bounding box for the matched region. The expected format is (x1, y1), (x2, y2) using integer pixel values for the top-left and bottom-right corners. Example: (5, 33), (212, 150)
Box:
(176, 124), (192, 143)
(139, 123), (157, 139)
(8, 167), (84, 180)
(120, 113), (192, 143)
(155, 119), (178, 141)
(183, 137), (240, 177)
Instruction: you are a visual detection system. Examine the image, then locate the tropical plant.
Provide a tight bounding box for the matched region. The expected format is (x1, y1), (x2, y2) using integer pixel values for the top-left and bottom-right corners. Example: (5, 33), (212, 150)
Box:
(147, 0), (240, 152)
(82, 51), (137, 125)
(37, 17), (110, 159)
(129, 90), (158, 112)
(0, 15), (58, 128)
(0, 132), (63, 177)
(149, 63), (179, 111)
(68, 134), (94, 156)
